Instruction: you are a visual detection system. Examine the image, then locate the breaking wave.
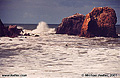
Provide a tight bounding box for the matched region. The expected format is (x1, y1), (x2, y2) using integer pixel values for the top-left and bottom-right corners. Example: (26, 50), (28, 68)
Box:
(32, 21), (50, 34)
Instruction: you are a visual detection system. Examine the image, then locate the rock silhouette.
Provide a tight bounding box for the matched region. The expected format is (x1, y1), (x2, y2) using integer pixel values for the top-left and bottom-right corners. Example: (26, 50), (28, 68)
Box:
(0, 19), (23, 37)
(80, 7), (118, 37)
(0, 19), (5, 36)
(56, 13), (85, 35)
(56, 7), (118, 38)
(6, 25), (23, 37)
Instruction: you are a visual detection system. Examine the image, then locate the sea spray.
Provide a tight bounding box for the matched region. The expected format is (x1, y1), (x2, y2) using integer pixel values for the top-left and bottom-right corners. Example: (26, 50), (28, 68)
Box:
(32, 21), (49, 34)
(22, 21), (55, 36)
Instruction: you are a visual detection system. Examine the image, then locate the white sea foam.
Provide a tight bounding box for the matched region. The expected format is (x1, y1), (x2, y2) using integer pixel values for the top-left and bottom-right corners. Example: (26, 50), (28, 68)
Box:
(0, 32), (120, 78)
(17, 26), (24, 29)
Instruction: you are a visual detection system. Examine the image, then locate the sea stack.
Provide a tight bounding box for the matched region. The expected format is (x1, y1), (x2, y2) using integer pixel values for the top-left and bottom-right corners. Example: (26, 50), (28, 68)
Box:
(80, 7), (118, 38)
(56, 13), (85, 35)
(0, 19), (5, 37)
(56, 7), (118, 38)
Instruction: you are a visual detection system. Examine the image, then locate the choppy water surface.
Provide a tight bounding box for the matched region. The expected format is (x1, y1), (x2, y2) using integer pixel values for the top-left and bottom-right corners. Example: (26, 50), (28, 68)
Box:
(0, 32), (120, 78)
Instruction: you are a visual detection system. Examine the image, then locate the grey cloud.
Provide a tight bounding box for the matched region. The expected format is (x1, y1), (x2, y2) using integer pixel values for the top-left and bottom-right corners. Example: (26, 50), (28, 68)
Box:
(0, 0), (120, 24)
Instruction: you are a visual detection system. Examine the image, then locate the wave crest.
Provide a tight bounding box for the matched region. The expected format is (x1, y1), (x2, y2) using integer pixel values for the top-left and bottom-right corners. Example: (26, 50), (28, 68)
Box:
(32, 21), (50, 34)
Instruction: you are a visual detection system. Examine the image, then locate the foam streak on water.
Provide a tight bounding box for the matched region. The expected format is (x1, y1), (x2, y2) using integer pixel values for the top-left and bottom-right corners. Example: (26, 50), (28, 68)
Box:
(0, 26), (120, 78)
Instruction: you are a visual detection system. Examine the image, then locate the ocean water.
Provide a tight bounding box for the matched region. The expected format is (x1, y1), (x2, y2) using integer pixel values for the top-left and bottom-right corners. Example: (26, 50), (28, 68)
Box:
(4, 24), (59, 30)
(0, 23), (120, 78)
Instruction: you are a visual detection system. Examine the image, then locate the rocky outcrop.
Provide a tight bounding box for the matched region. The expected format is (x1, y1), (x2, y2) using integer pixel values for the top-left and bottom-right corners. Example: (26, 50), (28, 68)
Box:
(80, 7), (118, 37)
(56, 13), (85, 35)
(0, 19), (5, 36)
(0, 19), (23, 37)
(5, 25), (23, 37)
(56, 7), (118, 38)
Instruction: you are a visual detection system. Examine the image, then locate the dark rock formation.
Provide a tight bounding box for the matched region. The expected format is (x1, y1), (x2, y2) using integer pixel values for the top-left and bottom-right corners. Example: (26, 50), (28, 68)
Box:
(24, 33), (31, 36)
(56, 13), (85, 35)
(0, 19), (23, 38)
(80, 7), (118, 38)
(0, 19), (5, 37)
(6, 25), (23, 37)
(35, 35), (39, 37)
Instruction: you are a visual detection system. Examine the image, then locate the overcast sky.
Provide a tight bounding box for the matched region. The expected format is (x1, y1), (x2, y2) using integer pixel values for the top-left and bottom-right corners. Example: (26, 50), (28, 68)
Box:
(0, 0), (120, 24)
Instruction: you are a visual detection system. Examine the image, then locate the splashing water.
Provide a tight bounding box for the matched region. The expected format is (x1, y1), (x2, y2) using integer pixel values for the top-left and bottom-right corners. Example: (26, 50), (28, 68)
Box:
(32, 21), (50, 34)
